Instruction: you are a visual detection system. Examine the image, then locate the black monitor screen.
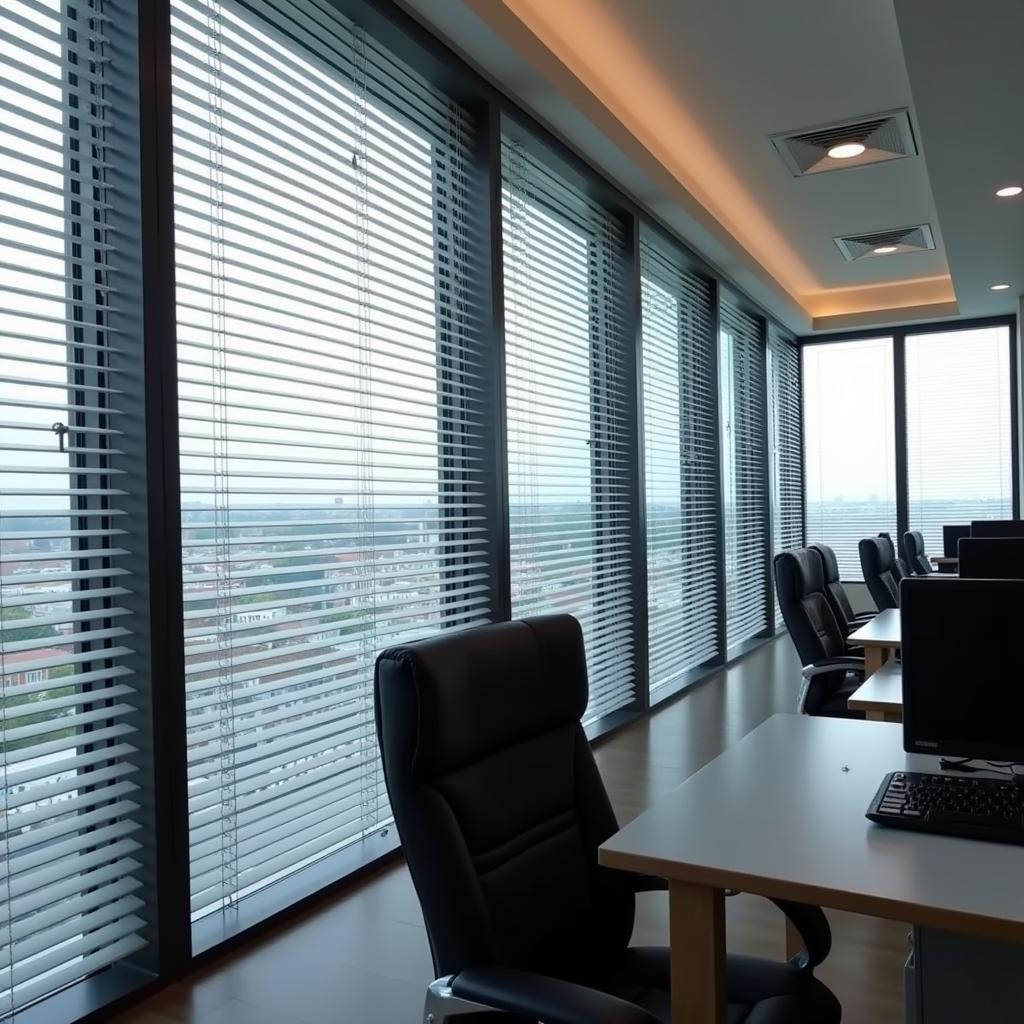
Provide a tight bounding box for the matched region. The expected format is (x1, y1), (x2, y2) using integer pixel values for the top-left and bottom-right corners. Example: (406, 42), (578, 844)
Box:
(958, 538), (1024, 580)
(902, 578), (1024, 761)
(970, 519), (1024, 539)
(942, 524), (970, 557)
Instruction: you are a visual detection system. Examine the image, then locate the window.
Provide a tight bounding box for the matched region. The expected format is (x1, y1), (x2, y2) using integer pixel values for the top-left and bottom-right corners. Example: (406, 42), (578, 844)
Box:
(503, 139), (637, 722)
(906, 326), (1014, 554)
(803, 338), (896, 579)
(171, 0), (490, 936)
(720, 301), (768, 648)
(640, 237), (720, 692)
(768, 330), (803, 625)
(1, 1), (149, 1015)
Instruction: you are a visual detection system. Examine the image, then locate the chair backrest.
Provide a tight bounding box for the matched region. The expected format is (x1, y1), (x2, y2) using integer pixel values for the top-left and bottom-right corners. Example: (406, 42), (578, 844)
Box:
(808, 543), (856, 634)
(877, 532), (910, 581)
(374, 615), (634, 980)
(774, 549), (849, 714)
(859, 536), (900, 609)
(903, 530), (932, 575)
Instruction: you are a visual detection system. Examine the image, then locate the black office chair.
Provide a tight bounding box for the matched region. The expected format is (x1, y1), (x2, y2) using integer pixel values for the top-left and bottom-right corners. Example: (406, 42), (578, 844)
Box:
(903, 530), (932, 576)
(774, 550), (866, 719)
(878, 532), (910, 582)
(375, 615), (842, 1024)
(808, 543), (874, 637)
(860, 536), (901, 610)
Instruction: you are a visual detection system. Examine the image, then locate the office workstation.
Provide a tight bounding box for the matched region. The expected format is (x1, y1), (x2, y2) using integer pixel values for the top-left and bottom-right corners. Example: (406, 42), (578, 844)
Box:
(2, 2), (1023, 1024)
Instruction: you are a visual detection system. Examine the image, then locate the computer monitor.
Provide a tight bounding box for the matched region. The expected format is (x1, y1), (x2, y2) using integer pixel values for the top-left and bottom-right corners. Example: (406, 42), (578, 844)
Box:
(942, 524), (970, 558)
(958, 538), (1024, 580)
(902, 577), (1024, 762)
(970, 519), (1024, 539)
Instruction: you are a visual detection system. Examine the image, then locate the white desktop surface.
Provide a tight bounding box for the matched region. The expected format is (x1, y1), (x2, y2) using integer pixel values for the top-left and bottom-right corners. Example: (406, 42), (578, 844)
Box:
(600, 714), (1024, 943)
(847, 607), (901, 647)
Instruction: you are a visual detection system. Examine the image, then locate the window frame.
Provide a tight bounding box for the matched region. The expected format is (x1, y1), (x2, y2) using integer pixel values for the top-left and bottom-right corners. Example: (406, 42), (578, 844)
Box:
(799, 315), (1020, 580)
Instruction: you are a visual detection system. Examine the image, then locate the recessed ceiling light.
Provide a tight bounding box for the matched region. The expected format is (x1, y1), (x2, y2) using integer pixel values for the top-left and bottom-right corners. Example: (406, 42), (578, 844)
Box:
(991, 284), (1011, 291)
(873, 245), (898, 254)
(827, 142), (866, 159)
(995, 186), (1023, 198)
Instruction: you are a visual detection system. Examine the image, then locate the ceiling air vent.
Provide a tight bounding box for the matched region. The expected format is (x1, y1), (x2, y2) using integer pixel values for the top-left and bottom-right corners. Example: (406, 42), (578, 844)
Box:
(833, 224), (935, 262)
(771, 110), (917, 176)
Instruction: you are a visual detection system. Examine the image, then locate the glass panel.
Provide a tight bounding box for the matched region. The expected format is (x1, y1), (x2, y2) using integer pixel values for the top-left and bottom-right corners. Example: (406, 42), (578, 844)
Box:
(906, 325), (1013, 555)
(803, 338), (897, 580)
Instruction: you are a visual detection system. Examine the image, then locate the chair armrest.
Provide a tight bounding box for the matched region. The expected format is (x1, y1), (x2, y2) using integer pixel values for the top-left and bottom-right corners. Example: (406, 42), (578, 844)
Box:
(801, 657), (864, 678)
(450, 967), (661, 1024)
(797, 658), (864, 714)
(768, 899), (832, 969)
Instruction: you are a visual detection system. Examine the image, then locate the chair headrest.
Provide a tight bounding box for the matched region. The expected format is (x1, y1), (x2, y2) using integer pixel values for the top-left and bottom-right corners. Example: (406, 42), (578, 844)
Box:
(904, 530), (924, 556)
(809, 543), (839, 584)
(774, 548), (825, 602)
(860, 536), (893, 574)
(375, 614), (588, 778)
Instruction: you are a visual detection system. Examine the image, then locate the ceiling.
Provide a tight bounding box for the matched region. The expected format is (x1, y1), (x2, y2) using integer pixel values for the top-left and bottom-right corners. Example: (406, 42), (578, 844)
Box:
(398, 0), (1023, 334)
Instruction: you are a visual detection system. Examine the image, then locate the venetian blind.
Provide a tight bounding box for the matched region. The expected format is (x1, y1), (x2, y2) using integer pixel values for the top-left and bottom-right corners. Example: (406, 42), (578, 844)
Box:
(720, 300), (768, 647)
(768, 330), (803, 625)
(502, 138), (637, 722)
(0, 0), (147, 1013)
(639, 237), (721, 691)
(170, 0), (489, 925)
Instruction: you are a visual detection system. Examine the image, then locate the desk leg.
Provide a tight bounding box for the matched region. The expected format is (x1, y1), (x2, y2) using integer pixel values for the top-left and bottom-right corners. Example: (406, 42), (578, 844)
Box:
(864, 646), (885, 678)
(866, 709), (903, 723)
(669, 880), (726, 1024)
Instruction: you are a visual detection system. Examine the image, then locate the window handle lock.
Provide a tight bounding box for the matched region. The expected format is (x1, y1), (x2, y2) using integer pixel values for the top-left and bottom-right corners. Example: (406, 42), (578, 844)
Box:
(51, 422), (69, 453)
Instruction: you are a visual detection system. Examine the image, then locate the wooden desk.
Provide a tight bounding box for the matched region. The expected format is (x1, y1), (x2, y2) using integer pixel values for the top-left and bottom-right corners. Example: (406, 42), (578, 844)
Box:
(848, 660), (903, 722)
(847, 607), (901, 677)
(600, 715), (1024, 1024)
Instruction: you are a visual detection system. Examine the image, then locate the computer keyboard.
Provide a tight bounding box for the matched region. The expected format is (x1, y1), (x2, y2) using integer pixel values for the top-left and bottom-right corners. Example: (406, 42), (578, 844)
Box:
(867, 771), (1024, 845)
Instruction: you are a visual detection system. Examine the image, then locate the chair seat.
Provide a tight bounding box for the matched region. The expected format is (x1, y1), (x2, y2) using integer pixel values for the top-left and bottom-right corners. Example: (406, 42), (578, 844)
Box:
(585, 947), (841, 1024)
(815, 674), (866, 720)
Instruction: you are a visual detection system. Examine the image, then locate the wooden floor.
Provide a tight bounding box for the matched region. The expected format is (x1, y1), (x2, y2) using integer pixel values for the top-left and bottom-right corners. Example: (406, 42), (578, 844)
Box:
(114, 637), (907, 1024)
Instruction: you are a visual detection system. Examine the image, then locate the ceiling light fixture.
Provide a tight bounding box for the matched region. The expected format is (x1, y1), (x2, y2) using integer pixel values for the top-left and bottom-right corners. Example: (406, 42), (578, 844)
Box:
(827, 142), (866, 159)
(873, 245), (898, 254)
(995, 186), (1023, 198)
(991, 284), (1011, 291)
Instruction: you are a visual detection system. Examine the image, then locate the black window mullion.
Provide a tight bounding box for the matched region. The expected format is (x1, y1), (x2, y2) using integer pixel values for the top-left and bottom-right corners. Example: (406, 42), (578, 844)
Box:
(894, 331), (910, 560)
